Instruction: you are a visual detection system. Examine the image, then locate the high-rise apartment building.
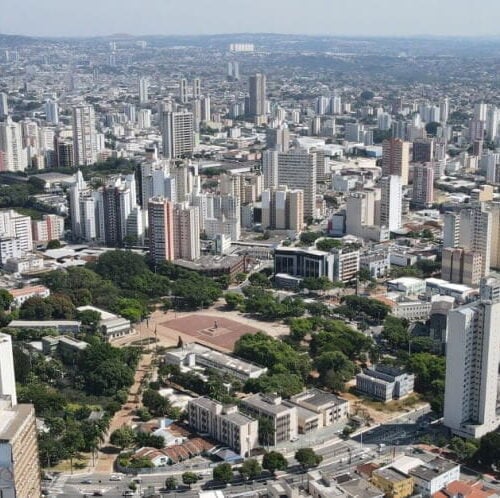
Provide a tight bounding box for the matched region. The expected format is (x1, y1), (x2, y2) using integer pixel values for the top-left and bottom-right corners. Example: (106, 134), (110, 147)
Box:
(31, 214), (65, 242)
(192, 78), (201, 100)
(248, 73), (266, 118)
(441, 247), (483, 287)
(262, 150), (279, 189)
(277, 149), (317, 220)
(0, 334), (17, 405)
(148, 197), (174, 263)
(442, 204), (492, 277)
(137, 109), (152, 129)
(266, 125), (289, 152)
(0, 117), (27, 172)
(411, 163), (434, 208)
(138, 77), (149, 104)
(382, 138), (410, 185)
(45, 99), (59, 125)
(179, 78), (188, 104)
(489, 202), (500, 270)
(72, 105), (98, 166)
(0, 92), (8, 117)
(443, 278), (500, 439)
(380, 175), (402, 232)
(261, 186), (304, 232)
(173, 204), (200, 261)
(161, 111), (194, 159)
(0, 332), (41, 497)
(412, 138), (434, 163)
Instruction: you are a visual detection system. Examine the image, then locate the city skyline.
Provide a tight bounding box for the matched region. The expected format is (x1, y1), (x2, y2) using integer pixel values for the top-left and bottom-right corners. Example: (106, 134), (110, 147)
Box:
(2, 0), (500, 38)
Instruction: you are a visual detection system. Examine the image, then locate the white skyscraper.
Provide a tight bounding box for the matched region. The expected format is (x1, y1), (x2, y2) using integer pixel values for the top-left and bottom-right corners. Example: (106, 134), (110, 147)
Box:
(137, 109), (152, 129)
(249, 73), (266, 117)
(0, 333), (17, 405)
(440, 97), (449, 123)
(72, 105), (98, 166)
(45, 99), (59, 125)
(0, 93), (8, 117)
(380, 175), (402, 231)
(444, 278), (500, 439)
(200, 95), (211, 122)
(161, 111), (194, 159)
(139, 77), (149, 104)
(0, 117), (27, 171)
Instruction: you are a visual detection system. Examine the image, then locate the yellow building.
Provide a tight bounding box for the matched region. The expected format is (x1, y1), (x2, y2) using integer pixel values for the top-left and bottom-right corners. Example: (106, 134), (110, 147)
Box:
(372, 466), (414, 498)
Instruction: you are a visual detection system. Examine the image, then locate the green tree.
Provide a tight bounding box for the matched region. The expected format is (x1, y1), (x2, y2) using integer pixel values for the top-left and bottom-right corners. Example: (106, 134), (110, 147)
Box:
(165, 477), (177, 490)
(0, 289), (13, 310)
(295, 448), (323, 470)
(474, 432), (500, 470)
(244, 373), (304, 398)
(225, 291), (244, 310)
(142, 389), (171, 417)
(449, 437), (478, 462)
(182, 471), (199, 488)
(316, 238), (342, 252)
(19, 296), (53, 320)
(300, 277), (333, 292)
(110, 426), (136, 449)
(314, 351), (356, 392)
(248, 272), (271, 288)
(299, 231), (322, 246)
(258, 416), (275, 448)
(213, 463), (233, 484)
(240, 459), (261, 480)
(46, 239), (62, 249)
(262, 451), (288, 474)
(61, 429), (85, 474)
(381, 316), (410, 350)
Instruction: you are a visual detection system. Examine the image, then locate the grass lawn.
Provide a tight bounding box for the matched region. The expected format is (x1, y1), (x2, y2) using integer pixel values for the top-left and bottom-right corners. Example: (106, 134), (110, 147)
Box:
(46, 452), (91, 472)
(361, 393), (423, 413)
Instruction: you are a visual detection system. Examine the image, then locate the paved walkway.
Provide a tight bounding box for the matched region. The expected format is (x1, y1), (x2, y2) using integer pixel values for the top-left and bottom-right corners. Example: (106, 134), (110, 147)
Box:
(93, 353), (153, 473)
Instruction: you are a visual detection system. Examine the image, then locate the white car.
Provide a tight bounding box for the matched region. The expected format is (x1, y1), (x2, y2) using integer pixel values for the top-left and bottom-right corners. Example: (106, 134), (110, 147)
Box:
(110, 475), (123, 481)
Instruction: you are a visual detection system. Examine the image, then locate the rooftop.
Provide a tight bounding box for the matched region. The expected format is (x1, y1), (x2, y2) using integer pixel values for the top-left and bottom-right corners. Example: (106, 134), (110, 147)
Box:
(374, 466), (411, 483)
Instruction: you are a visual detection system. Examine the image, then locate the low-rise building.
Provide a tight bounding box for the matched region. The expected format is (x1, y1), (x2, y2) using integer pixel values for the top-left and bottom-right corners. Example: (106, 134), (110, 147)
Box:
(408, 458), (460, 497)
(425, 278), (476, 304)
(387, 277), (426, 296)
(372, 466), (414, 498)
(8, 285), (50, 308)
(77, 305), (132, 341)
(240, 393), (298, 445)
(42, 335), (88, 359)
(360, 252), (391, 279)
(8, 319), (81, 334)
(290, 389), (349, 431)
(392, 300), (432, 321)
(188, 397), (258, 457)
(356, 365), (415, 402)
(164, 343), (267, 381)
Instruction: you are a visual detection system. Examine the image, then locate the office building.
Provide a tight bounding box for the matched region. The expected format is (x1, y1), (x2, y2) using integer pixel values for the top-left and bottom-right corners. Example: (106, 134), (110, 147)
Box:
(356, 364), (415, 402)
(261, 186), (304, 232)
(173, 204), (200, 261)
(443, 279), (500, 438)
(382, 138), (410, 185)
(72, 105), (97, 166)
(148, 197), (175, 263)
(241, 393), (298, 445)
(277, 149), (317, 220)
(161, 111), (194, 159)
(412, 163), (434, 208)
(249, 73), (266, 118)
(188, 397), (258, 456)
(0, 117), (27, 172)
(331, 247), (361, 283)
(380, 175), (402, 232)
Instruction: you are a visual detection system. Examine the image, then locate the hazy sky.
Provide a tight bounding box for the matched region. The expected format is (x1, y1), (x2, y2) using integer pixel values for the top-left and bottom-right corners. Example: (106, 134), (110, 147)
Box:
(2, 0), (500, 38)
